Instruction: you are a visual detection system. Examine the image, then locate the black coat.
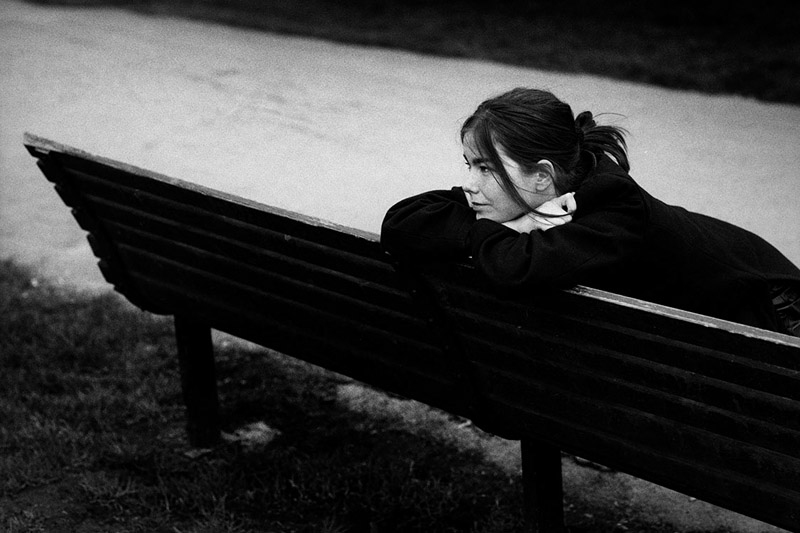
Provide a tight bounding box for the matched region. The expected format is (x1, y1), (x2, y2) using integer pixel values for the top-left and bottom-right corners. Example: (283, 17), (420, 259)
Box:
(381, 155), (800, 332)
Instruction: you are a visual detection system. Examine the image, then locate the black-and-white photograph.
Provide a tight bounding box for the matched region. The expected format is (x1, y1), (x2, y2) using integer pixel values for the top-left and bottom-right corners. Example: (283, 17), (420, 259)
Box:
(2, 1), (799, 532)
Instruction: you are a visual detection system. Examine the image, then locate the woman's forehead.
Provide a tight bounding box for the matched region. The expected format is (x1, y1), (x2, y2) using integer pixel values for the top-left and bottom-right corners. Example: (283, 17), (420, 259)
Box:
(462, 130), (493, 160)
(462, 132), (518, 170)
(462, 133), (482, 158)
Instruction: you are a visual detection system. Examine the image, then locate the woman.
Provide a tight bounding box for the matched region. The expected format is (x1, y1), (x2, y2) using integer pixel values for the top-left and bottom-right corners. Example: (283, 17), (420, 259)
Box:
(381, 87), (800, 336)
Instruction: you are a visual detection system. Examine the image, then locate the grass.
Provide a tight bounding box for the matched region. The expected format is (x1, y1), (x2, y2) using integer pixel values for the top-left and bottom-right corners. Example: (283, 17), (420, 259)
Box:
(0, 259), (515, 532)
(0, 259), (518, 532)
(0, 259), (708, 532)
(24, 0), (800, 106)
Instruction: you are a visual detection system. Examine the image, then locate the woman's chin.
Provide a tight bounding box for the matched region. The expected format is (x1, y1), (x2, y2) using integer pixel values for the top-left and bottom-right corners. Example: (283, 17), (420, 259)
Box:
(476, 213), (510, 223)
(475, 210), (522, 223)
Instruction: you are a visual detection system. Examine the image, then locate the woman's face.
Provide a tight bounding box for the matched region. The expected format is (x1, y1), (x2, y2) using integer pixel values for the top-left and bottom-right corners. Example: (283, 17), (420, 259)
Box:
(462, 133), (546, 222)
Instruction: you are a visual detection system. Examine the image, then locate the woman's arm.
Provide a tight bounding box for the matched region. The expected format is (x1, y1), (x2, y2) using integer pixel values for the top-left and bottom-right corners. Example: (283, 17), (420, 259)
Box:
(502, 193), (577, 233)
(468, 175), (646, 288)
(381, 173), (647, 289)
(381, 187), (476, 262)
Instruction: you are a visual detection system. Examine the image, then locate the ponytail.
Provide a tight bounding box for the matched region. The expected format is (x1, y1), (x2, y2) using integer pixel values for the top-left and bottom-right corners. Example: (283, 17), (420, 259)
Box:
(575, 110), (629, 172)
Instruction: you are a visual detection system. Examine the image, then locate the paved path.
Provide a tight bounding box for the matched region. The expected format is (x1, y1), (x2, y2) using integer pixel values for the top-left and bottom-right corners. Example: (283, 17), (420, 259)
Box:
(2, 1), (799, 289)
(0, 2), (796, 530)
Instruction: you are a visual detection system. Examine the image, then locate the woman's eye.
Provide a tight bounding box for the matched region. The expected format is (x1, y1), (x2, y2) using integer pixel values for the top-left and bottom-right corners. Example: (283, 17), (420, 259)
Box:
(464, 161), (493, 174)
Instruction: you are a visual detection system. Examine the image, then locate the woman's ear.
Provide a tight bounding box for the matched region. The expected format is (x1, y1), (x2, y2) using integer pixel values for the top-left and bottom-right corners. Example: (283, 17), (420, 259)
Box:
(534, 159), (556, 192)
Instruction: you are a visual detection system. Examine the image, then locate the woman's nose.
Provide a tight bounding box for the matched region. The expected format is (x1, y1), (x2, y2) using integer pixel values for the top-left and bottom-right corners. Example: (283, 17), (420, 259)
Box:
(463, 169), (480, 193)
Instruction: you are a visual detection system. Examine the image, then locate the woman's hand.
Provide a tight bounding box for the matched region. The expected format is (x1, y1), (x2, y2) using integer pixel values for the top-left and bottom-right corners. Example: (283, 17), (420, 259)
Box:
(502, 192), (577, 234)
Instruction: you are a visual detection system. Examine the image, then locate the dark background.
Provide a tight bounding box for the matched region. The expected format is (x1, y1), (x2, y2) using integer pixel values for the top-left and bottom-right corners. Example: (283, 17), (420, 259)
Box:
(28, 0), (800, 105)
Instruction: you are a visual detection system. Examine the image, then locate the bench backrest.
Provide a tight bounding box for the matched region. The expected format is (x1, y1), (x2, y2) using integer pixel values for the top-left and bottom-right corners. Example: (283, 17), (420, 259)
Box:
(25, 133), (800, 531)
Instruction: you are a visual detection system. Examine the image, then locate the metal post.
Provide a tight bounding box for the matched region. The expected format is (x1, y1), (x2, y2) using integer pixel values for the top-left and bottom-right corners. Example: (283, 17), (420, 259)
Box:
(174, 314), (220, 447)
(521, 438), (565, 532)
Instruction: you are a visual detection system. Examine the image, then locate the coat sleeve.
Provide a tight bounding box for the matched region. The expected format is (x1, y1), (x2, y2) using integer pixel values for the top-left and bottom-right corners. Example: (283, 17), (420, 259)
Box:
(381, 172), (647, 289)
(467, 173), (647, 289)
(380, 187), (475, 262)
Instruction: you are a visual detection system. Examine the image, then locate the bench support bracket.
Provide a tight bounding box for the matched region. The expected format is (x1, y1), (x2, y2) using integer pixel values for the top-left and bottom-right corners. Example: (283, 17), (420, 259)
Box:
(521, 438), (565, 532)
(175, 314), (221, 447)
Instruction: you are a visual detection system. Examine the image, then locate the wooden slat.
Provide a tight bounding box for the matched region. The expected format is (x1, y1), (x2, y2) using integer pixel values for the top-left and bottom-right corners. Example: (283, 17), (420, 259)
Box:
(474, 331), (800, 438)
(67, 171), (401, 289)
(125, 263), (448, 379)
(473, 357), (800, 474)
(449, 307), (800, 412)
(442, 294), (800, 399)
(476, 365), (800, 497)
(116, 244), (440, 361)
(488, 394), (800, 528)
(59, 154), (382, 255)
(97, 213), (414, 315)
(122, 269), (473, 421)
(87, 197), (408, 308)
(464, 336), (800, 458)
(439, 272), (800, 368)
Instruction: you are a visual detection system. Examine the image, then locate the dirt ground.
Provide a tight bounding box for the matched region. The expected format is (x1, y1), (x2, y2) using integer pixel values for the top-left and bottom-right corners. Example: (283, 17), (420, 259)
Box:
(1, 1), (797, 531)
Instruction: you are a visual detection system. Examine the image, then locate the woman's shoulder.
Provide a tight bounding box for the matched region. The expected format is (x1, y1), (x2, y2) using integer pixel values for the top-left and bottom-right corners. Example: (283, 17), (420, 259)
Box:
(574, 154), (644, 212)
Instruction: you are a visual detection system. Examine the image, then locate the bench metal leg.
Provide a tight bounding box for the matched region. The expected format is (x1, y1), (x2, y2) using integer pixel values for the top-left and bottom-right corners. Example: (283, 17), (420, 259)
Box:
(174, 314), (220, 447)
(521, 438), (565, 533)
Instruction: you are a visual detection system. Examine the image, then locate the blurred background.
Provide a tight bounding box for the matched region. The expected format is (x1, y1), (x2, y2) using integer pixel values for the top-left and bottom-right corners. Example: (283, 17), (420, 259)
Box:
(26, 0), (800, 105)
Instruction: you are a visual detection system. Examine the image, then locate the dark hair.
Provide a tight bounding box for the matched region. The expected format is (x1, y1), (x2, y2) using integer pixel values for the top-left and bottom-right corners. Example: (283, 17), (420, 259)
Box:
(460, 87), (629, 212)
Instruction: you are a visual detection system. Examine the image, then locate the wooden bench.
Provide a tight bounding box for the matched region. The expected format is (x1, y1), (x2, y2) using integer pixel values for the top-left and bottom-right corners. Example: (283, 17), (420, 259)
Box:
(25, 133), (800, 532)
